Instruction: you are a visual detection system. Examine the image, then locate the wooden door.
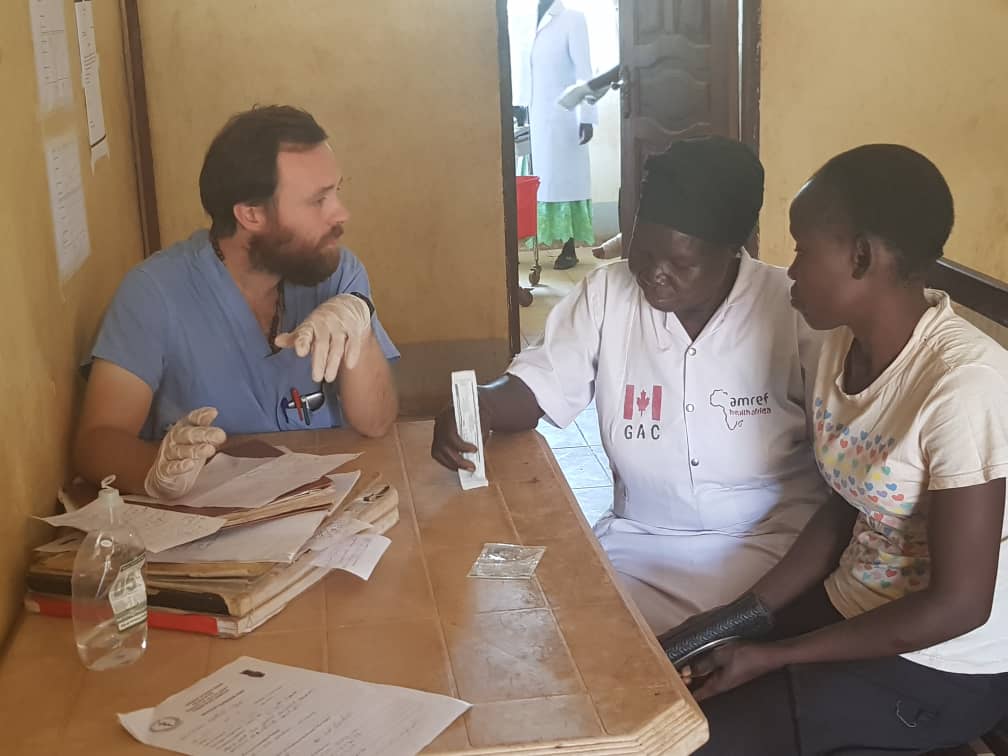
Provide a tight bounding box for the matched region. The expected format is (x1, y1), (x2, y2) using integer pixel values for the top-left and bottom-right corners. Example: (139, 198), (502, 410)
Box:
(619, 0), (740, 235)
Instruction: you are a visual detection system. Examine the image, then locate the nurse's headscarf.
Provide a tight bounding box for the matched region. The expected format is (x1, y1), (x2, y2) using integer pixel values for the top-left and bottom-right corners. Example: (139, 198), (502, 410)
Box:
(637, 136), (764, 247)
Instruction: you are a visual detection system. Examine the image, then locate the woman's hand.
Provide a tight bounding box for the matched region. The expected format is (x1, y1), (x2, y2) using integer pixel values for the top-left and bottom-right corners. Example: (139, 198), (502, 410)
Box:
(683, 641), (784, 701)
(430, 402), (489, 472)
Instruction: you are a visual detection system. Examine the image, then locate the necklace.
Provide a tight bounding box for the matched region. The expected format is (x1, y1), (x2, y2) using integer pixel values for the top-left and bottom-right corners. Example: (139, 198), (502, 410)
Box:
(210, 234), (285, 354)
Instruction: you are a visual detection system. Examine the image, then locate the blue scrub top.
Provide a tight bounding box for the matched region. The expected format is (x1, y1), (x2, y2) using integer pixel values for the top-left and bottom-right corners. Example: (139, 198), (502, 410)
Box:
(89, 230), (399, 440)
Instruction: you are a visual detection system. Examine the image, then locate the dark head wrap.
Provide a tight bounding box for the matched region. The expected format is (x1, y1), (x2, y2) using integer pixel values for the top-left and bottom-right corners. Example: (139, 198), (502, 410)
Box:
(637, 136), (764, 246)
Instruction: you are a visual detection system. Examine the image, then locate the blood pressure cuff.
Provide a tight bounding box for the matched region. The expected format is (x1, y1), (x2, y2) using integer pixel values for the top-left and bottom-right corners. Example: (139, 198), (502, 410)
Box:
(657, 592), (774, 668)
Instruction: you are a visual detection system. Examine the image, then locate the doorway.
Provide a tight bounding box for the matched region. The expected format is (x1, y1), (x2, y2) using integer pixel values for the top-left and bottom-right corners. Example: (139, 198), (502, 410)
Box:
(502, 0), (622, 350)
(497, 0), (761, 353)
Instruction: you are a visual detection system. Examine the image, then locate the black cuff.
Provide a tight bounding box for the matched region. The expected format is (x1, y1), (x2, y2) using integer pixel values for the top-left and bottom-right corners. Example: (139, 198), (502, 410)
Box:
(657, 592), (774, 668)
(349, 291), (375, 318)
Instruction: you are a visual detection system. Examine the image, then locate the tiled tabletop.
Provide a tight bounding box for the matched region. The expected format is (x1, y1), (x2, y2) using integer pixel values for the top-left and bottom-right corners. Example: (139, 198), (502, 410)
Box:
(0, 422), (706, 755)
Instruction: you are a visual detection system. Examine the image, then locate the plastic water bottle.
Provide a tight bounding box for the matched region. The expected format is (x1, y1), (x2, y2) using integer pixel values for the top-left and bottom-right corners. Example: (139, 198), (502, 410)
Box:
(71, 475), (148, 670)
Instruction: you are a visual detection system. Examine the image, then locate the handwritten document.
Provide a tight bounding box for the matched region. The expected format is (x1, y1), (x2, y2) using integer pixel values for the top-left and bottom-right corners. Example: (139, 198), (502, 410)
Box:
(128, 452), (360, 510)
(148, 510), (328, 564)
(73, 0), (108, 166)
(119, 656), (470, 756)
(307, 516), (373, 552)
(29, 0), (72, 112)
(44, 134), (90, 282)
(38, 500), (225, 553)
(310, 533), (391, 580)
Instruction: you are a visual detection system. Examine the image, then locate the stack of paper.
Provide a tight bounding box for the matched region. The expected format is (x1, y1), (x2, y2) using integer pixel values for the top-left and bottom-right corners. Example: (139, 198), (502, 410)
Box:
(25, 442), (398, 637)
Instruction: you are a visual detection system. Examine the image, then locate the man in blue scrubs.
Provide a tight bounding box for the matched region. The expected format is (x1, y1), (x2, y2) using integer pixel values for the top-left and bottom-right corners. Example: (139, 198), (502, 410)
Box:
(74, 106), (399, 499)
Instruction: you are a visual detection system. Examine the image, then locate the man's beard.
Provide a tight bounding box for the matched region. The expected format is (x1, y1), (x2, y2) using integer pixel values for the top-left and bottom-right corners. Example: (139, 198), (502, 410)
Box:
(248, 222), (343, 286)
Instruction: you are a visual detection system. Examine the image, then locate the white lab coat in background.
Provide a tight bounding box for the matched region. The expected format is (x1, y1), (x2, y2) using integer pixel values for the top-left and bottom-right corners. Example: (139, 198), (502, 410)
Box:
(512, 0), (597, 202)
(508, 254), (830, 632)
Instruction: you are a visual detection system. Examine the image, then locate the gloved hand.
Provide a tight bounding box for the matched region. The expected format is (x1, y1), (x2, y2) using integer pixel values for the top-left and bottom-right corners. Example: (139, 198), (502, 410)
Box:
(274, 294), (372, 382)
(144, 407), (227, 500)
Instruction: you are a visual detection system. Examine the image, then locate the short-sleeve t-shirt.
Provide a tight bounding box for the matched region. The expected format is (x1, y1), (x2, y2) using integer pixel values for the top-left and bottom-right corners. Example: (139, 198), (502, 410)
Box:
(814, 290), (1008, 673)
(89, 230), (399, 440)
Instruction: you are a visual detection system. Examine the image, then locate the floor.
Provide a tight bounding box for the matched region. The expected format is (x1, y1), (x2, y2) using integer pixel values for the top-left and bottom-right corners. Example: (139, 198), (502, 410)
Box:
(517, 244), (609, 348)
(517, 244), (614, 527)
(535, 406), (613, 527)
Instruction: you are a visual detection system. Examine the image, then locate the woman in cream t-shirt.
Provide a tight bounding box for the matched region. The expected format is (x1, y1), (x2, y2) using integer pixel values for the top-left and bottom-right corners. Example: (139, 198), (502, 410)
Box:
(669, 144), (1008, 756)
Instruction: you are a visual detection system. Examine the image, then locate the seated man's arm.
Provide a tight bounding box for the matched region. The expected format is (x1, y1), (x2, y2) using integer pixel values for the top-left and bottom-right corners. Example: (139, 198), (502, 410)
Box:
(337, 330), (398, 437)
(75, 360), (226, 497)
(74, 359), (160, 494)
(275, 251), (398, 437)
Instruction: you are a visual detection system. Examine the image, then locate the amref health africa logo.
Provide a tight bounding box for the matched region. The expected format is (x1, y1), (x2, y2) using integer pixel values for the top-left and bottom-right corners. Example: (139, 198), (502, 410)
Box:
(709, 389), (772, 430)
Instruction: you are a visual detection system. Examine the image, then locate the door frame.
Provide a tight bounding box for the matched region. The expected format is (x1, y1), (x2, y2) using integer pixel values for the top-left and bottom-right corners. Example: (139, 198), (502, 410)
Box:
(121, 0), (161, 257)
(496, 0), (522, 356)
(740, 0), (761, 156)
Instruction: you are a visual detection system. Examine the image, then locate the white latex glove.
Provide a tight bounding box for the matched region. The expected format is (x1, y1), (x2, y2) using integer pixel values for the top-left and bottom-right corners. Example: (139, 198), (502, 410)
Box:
(274, 294), (372, 382)
(557, 81), (610, 110)
(144, 407), (227, 500)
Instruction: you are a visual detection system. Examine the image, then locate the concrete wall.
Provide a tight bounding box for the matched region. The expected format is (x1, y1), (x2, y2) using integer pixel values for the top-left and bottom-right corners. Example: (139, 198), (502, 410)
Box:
(759, 0), (1008, 280)
(0, 0), (143, 642)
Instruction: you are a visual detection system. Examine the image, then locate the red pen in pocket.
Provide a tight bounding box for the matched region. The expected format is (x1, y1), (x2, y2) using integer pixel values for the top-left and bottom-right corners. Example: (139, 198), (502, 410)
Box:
(290, 387), (304, 422)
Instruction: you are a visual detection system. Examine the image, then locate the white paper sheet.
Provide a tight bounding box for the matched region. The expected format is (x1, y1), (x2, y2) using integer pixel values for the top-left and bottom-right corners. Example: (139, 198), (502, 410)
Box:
(29, 0), (72, 112)
(119, 656), (470, 756)
(44, 133), (90, 282)
(37, 500), (225, 553)
(73, 0), (108, 167)
(124, 452), (359, 510)
(122, 455), (272, 508)
(310, 533), (391, 580)
(148, 510), (328, 564)
(33, 532), (83, 554)
(183, 451), (360, 509)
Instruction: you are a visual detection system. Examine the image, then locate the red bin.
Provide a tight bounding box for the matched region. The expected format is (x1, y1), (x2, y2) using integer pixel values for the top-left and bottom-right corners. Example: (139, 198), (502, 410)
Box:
(516, 176), (542, 286)
(515, 176), (540, 241)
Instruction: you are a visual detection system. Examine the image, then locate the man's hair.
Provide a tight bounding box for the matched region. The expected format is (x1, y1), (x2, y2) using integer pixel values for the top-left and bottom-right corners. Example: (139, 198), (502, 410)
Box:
(806, 144), (954, 278)
(199, 105), (327, 238)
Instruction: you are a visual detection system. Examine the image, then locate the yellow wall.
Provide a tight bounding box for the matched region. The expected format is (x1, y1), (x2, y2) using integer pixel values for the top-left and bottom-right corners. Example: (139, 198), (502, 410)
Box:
(0, 2), (143, 642)
(759, 0), (1008, 281)
(137, 0), (512, 412)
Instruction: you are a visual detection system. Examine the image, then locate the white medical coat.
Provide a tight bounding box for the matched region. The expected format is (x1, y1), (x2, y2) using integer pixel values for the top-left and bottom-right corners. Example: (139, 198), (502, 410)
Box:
(508, 254), (829, 631)
(512, 1), (597, 202)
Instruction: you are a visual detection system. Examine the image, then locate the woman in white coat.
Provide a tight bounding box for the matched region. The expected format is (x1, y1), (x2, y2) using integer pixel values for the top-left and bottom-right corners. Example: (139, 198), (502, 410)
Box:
(432, 136), (830, 634)
(512, 0), (598, 269)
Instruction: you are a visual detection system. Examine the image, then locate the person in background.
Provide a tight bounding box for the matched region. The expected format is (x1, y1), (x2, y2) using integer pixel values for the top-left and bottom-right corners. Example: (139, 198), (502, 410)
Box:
(557, 62), (622, 262)
(74, 105), (398, 500)
(432, 136), (829, 632)
(512, 0), (598, 270)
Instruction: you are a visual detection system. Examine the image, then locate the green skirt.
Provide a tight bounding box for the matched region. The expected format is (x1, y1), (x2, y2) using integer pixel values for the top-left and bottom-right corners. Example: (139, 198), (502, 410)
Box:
(537, 200), (594, 247)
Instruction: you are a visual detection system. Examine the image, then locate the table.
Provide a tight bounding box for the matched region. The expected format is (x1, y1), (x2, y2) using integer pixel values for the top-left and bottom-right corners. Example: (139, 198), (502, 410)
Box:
(0, 422), (707, 754)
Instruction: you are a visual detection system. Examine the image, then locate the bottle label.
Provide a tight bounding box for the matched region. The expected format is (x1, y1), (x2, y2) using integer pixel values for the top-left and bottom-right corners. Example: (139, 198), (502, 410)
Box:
(109, 555), (147, 632)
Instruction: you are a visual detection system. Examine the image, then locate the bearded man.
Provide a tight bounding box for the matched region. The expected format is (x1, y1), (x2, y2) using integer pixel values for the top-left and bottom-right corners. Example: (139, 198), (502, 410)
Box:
(75, 106), (398, 499)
